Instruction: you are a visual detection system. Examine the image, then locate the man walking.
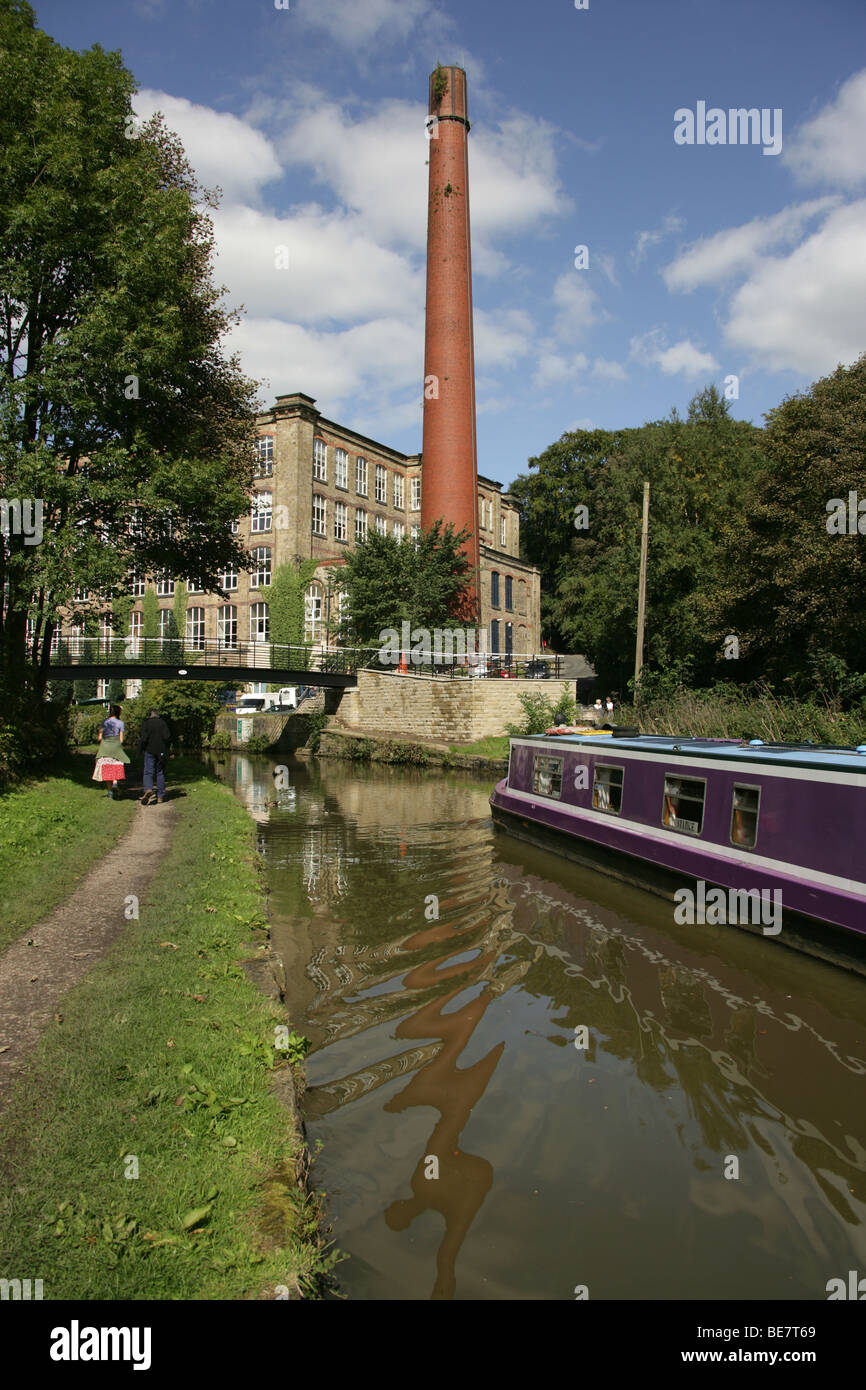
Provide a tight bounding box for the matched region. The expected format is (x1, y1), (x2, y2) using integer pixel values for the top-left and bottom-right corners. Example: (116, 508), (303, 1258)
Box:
(138, 707), (172, 805)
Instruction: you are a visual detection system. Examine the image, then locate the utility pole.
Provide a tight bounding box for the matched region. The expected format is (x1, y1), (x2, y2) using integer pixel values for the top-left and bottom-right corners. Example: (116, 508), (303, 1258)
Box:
(634, 480), (650, 692)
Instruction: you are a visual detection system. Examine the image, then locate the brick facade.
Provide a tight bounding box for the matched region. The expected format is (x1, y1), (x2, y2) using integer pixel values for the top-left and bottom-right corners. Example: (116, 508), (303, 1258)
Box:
(333, 669), (564, 744)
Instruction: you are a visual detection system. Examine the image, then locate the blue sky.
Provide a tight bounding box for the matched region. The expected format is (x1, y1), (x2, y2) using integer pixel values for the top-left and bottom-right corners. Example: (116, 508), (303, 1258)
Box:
(36, 0), (866, 488)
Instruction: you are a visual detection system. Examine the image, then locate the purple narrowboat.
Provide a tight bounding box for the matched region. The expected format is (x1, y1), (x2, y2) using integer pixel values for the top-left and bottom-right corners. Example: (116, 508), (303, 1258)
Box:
(490, 732), (866, 961)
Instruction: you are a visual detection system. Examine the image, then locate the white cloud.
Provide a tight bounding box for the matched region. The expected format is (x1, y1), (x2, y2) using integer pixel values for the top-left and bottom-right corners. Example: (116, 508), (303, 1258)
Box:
(133, 89), (281, 203)
(294, 0), (442, 52)
(474, 308), (536, 370)
(630, 330), (719, 378)
(784, 68), (866, 191)
(552, 273), (607, 340)
(663, 198), (840, 292)
(592, 358), (627, 381)
(630, 214), (685, 269)
(723, 199), (866, 375)
(532, 351), (590, 391)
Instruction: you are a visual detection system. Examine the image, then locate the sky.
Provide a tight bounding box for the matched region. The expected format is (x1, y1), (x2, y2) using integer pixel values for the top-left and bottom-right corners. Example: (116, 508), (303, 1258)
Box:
(35, 0), (866, 489)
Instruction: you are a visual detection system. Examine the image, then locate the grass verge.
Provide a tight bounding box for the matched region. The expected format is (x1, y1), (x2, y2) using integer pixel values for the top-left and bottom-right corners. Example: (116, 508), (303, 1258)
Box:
(449, 736), (509, 759)
(0, 755), (136, 953)
(0, 758), (339, 1299)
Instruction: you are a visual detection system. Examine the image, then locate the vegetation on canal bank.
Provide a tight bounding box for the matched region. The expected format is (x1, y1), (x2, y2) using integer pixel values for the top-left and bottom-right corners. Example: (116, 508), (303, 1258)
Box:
(0, 759), (339, 1299)
(0, 755), (136, 954)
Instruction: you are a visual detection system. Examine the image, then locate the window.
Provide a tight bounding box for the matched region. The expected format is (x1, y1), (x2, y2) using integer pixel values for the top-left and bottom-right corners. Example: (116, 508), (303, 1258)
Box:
(411, 524), (420, 544)
(662, 775), (706, 836)
(219, 562), (238, 591)
(356, 457), (368, 495)
(730, 784), (760, 849)
(156, 572), (174, 597)
(73, 585), (89, 602)
(312, 494), (326, 536)
(218, 605), (237, 647)
(100, 615), (114, 643)
(393, 521), (404, 541)
(500, 515), (507, 548)
(128, 571), (146, 597)
(335, 448), (348, 489)
(128, 610), (142, 655)
(490, 619), (500, 653)
(96, 678), (107, 700)
(128, 508), (145, 541)
(250, 547), (271, 587)
(375, 464), (387, 503)
(505, 575), (513, 611)
(532, 755), (563, 800)
(313, 437), (327, 481)
(411, 477), (421, 511)
(478, 494), (485, 527)
(251, 491), (272, 532)
(334, 500), (347, 541)
(255, 435), (274, 476)
(491, 571), (500, 608)
(375, 514), (387, 536)
(393, 474), (404, 509)
(159, 609), (175, 640)
(250, 602), (269, 642)
(304, 585), (322, 642)
(186, 607), (205, 646)
(230, 517), (239, 535)
(592, 764), (624, 814)
(50, 626), (61, 656)
(187, 578), (204, 594)
(355, 509), (367, 542)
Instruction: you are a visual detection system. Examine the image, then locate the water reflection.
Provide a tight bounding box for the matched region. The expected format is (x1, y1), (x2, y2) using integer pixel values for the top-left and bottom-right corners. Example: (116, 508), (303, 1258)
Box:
(210, 753), (866, 1301)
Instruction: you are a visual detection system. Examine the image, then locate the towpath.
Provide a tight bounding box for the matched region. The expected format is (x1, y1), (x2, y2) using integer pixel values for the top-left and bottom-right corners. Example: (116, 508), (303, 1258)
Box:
(0, 798), (177, 1109)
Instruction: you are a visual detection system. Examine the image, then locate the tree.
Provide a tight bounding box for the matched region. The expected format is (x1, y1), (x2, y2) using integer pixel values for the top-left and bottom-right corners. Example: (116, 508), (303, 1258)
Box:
(335, 521), (474, 646)
(141, 586), (159, 659)
(123, 678), (223, 747)
(0, 0), (259, 705)
(268, 557), (318, 659)
(708, 356), (866, 684)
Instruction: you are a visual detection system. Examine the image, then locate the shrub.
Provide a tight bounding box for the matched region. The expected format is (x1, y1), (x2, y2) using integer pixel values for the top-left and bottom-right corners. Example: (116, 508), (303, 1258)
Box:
(244, 734), (271, 753)
(506, 691), (556, 736)
(209, 731), (232, 753)
(306, 709), (330, 754)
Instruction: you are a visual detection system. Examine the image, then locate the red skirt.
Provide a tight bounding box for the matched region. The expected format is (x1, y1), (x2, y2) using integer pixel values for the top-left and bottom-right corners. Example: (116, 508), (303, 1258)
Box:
(93, 759), (126, 782)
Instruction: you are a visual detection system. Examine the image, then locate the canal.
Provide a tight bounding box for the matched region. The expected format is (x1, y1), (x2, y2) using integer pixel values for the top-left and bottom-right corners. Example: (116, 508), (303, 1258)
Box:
(212, 752), (866, 1301)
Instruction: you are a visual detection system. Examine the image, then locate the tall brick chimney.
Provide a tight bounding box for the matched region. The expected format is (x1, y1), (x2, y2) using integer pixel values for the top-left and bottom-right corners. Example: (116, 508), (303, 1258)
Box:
(421, 65), (480, 621)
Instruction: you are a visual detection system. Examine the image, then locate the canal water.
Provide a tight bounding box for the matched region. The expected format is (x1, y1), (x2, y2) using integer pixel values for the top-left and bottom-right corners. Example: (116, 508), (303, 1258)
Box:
(212, 752), (866, 1301)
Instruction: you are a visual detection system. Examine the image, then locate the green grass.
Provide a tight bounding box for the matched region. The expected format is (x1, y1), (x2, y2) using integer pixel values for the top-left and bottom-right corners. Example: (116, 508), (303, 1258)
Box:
(0, 760), (339, 1300)
(448, 735), (509, 759)
(0, 754), (136, 953)
(625, 685), (866, 745)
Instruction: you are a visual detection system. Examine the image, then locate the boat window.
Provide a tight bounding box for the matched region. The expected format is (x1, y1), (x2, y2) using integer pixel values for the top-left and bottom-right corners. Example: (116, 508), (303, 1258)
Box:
(592, 764), (623, 814)
(662, 775), (706, 835)
(532, 755), (563, 800)
(730, 784), (760, 848)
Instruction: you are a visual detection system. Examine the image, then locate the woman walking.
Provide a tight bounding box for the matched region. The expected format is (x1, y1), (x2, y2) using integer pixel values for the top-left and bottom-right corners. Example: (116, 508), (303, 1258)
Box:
(92, 703), (131, 799)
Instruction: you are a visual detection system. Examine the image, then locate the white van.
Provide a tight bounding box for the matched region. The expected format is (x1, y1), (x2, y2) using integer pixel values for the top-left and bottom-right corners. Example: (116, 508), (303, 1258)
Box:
(235, 687), (298, 714)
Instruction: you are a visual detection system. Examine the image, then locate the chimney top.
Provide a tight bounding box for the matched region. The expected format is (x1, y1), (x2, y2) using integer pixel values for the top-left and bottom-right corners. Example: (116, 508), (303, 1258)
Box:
(428, 65), (469, 126)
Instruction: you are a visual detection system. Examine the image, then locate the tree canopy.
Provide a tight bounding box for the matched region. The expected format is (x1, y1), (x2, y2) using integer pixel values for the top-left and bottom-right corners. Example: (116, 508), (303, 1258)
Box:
(334, 521), (474, 646)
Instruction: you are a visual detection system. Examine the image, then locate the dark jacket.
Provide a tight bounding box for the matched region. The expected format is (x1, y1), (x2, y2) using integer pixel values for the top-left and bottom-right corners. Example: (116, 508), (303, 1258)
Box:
(138, 715), (172, 758)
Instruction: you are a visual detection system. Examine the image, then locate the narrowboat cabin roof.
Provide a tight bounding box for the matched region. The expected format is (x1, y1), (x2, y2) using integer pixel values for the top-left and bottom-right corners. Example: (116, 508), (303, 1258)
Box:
(515, 732), (866, 775)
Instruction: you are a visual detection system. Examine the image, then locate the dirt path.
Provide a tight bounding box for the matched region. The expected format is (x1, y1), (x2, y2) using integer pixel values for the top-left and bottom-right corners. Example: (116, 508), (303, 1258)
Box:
(0, 797), (177, 1109)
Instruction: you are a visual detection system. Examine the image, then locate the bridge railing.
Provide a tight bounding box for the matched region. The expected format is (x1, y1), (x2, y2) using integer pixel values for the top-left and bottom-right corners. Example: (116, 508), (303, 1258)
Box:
(46, 635), (374, 674)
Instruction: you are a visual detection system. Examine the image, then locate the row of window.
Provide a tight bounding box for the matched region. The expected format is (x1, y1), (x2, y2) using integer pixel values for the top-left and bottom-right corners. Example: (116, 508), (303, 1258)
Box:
(311, 438), (420, 509)
(312, 495), (419, 543)
(490, 572), (517, 611)
(479, 496), (509, 548)
(530, 756), (761, 850)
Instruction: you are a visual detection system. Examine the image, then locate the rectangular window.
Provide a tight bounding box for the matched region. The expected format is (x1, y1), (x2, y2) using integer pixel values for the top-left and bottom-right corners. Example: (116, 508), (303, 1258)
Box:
(730, 784), (760, 849)
(335, 448), (348, 489)
(491, 572), (500, 608)
(500, 516), (507, 548)
(128, 611), (142, 655)
(251, 491), (272, 532)
(411, 477), (421, 511)
(186, 578), (204, 594)
(219, 562), (238, 591)
(505, 575), (513, 611)
(159, 609), (175, 639)
(478, 494), (485, 527)
(532, 755), (563, 800)
(662, 775), (706, 836)
(128, 571), (146, 597)
(592, 764), (624, 815)
(375, 464), (387, 503)
(393, 474), (404, 509)
(334, 500), (347, 541)
(304, 589), (322, 642)
(356, 456), (368, 495)
(73, 586), (89, 602)
(255, 436), (274, 476)
(250, 602), (269, 642)
(312, 494), (326, 536)
(218, 605), (237, 648)
(375, 514), (387, 536)
(156, 572), (174, 597)
(313, 437), (327, 481)
(230, 517), (239, 535)
(355, 508), (367, 542)
(411, 524), (420, 543)
(250, 547), (271, 587)
(186, 607), (205, 646)
(393, 521), (404, 541)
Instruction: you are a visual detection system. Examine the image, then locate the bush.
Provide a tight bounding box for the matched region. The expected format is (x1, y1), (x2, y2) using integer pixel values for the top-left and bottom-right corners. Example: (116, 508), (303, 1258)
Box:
(209, 730), (232, 753)
(72, 710), (105, 747)
(306, 709), (330, 754)
(506, 691), (556, 736)
(244, 734), (271, 753)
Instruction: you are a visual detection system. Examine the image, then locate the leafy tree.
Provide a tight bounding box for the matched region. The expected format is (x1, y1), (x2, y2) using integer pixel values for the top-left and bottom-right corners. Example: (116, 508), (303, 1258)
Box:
(0, 0), (258, 706)
(336, 520), (474, 646)
(708, 356), (866, 684)
(268, 557), (318, 660)
(123, 678), (223, 747)
(141, 586), (159, 659)
(172, 583), (188, 647)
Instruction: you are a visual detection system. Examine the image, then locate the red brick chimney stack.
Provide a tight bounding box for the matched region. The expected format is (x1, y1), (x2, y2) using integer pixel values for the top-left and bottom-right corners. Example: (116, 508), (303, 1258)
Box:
(421, 65), (480, 621)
